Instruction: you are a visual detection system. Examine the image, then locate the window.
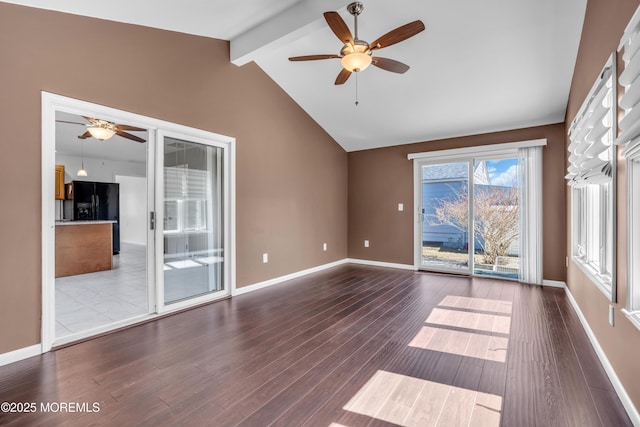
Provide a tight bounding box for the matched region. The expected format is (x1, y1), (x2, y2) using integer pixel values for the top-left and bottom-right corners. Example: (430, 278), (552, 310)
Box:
(164, 165), (210, 233)
(572, 183), (613, 287)
(567, 54), (616, 301)
(618, 5), (640, 327)
(626, 157), (640, 325)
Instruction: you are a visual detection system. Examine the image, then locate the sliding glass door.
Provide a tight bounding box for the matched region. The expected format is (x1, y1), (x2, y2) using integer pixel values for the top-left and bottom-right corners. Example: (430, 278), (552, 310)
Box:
(158, 131), (229, 309)
(472, 157), (521, 279)
(420, 162), (472, 274)
(419, 155), (523, 280)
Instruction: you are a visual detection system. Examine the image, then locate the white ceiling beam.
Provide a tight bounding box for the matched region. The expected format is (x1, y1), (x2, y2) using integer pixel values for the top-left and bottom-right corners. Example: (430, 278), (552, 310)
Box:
(230, 0), (345, 66)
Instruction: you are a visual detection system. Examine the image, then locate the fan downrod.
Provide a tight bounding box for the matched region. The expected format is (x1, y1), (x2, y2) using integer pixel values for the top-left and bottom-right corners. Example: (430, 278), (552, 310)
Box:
(347, 2), (364, 16)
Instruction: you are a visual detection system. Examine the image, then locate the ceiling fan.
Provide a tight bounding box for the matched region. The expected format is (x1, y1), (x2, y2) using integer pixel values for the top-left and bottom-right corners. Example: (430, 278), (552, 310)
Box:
(56, 116), (146, 143)
(289, 2), (425, 85)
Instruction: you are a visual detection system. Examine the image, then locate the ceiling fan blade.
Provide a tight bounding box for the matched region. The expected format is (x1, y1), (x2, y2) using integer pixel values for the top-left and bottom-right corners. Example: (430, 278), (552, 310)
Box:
(56, 120), (86, 126)
(82, 116), (100, 125)
(335, 68), (352, 85)
(77, 131), (91, 139)
(115, 130), (146, 143)
(370, 20), (425, 50)
(324, 11), (354, 45)
(371, 57), (410, 74)
(289, 54), (341, 61)
(116, 124), (146, 132)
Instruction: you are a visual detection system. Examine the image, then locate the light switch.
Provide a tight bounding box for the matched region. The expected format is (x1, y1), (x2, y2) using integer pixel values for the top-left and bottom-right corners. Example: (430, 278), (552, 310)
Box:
(263, 253), (269, 263)
(364, 240), (369, 248)
(398, 203), (404, 211)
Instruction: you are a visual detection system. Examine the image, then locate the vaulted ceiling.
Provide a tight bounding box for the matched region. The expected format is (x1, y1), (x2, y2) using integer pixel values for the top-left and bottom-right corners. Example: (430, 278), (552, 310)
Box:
(6, 0), (587, 152)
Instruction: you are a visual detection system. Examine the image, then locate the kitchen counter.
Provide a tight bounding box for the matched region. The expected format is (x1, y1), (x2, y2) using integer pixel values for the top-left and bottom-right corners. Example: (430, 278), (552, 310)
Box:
(55, 222), (113, 278)
(55, 220), (116, 226)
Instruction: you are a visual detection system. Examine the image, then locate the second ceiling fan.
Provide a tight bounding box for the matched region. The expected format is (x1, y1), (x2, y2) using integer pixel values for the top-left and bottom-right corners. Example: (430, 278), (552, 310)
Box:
(289, 2), (425, 85)
(57, 116), (146, 142)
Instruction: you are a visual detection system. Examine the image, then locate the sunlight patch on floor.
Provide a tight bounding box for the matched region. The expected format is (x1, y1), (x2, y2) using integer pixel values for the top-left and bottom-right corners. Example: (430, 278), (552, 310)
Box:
(409, 326), (508, 362)
(425, 307), (511, 334)
(438, 295), (512, 314)
(343, 370), (502, 427)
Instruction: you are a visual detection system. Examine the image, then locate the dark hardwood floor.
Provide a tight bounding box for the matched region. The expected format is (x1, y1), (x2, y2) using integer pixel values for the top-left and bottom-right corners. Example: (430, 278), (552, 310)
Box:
(0, 265), (632, 426)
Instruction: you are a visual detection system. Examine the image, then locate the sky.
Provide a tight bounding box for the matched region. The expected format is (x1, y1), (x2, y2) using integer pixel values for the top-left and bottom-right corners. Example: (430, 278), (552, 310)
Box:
(486, 159), (519, 187)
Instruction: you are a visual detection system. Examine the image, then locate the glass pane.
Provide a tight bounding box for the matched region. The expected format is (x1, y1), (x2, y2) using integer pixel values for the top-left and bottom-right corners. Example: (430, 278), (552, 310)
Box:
(163, 137), (224, 304)
(472, 158), (520, 279)
(421, 162), (470, 271)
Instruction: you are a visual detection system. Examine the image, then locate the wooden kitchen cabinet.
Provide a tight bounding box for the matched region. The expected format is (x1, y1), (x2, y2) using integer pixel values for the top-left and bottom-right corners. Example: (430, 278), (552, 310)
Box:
(55, 222), (113, 277)
(55, 164), (65, 200)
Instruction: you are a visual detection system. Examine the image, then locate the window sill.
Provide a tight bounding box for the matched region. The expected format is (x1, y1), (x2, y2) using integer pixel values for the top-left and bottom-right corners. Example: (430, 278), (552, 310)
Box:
(572, 256), (613, 301)
(621, 309), (640, 333)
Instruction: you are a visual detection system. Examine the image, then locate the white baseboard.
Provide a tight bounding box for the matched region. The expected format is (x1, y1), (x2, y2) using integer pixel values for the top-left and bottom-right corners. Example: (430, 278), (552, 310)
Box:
(0, 344), (41, 367)
(565, 287), (640, 426)
(233, 259), (349, 296)
(347, 258), (417, 271)
(543, 279), (566, 289)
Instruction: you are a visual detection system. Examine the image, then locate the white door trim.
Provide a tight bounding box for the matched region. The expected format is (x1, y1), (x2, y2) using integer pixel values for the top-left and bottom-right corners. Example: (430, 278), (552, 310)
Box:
(41, 92), (236, 352)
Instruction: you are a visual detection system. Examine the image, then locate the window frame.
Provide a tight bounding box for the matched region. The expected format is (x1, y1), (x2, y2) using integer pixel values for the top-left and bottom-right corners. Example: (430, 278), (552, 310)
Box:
(571, 182), (615, 298)
(623, 151), (640, 330)
(567, 53), (617, 302)
(617, 5), (640, 330)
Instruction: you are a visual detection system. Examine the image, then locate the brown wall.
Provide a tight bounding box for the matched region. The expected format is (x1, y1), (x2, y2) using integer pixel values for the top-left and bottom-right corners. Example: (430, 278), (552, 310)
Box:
(348, 124), (567, 282)
(0, 3), (348, 354)
(565, 0), (640, 410)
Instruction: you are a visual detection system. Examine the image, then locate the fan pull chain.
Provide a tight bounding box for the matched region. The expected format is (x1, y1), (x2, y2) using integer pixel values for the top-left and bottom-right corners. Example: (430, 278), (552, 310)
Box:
(355, 72), (359, 106)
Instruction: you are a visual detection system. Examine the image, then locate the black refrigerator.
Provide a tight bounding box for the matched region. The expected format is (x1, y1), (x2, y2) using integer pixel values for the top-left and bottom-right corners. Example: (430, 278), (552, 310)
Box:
(65, 181), (120, 254)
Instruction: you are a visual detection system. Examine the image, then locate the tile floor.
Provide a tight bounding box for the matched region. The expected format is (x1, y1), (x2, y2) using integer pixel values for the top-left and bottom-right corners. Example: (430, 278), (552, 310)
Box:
(55, 243), (148, 338)
(55, 243), (225, 339)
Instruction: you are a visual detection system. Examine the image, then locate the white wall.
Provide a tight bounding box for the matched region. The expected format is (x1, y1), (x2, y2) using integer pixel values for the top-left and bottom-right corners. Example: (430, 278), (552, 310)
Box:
(55, 153), (145, 183)
(115, 175), (147, 246)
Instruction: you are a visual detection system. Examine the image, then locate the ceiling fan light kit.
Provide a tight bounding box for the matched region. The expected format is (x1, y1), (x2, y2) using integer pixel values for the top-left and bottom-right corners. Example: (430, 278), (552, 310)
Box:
(75, 116), (147, 143)
(87, 125), (116, 141)
(288, 2), (425, 86)
(340, 42), (372, 72)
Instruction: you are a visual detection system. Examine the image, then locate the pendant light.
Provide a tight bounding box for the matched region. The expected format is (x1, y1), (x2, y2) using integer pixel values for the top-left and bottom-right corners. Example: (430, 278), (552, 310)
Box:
(77, 140), (88, 177)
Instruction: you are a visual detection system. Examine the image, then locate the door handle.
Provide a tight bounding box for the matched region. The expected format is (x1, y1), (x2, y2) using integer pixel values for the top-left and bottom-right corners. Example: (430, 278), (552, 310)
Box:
(150, 212), (156, 230)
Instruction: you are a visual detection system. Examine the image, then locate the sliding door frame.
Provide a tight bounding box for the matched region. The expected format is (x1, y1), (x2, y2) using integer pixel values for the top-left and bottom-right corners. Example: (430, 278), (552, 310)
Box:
(155, 129), (232, 314)
(410, 139), (546, 280)
(41, 93), (236, 352)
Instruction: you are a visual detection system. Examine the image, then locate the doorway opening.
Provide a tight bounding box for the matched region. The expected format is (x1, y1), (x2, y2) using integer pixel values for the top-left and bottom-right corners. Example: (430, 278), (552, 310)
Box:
(42, 93), (235, 351)
(54, 112), (150, 340)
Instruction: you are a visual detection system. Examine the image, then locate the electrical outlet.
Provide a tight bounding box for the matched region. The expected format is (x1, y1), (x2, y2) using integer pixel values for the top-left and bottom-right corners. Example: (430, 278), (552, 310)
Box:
(262, 253), (268, 263)
(609, 305), (615, 327)
(398, 203), (404, 211)
(364, 240), (369, 248)
(323, 243), (327, 251)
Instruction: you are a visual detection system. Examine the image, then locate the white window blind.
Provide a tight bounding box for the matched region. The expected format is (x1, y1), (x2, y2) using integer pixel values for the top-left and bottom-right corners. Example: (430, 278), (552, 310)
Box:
(567, 53), (617, 302)
(618, 5), (640, 151)
(164, 165), (210, 232)
(566, 56), (615, 187)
